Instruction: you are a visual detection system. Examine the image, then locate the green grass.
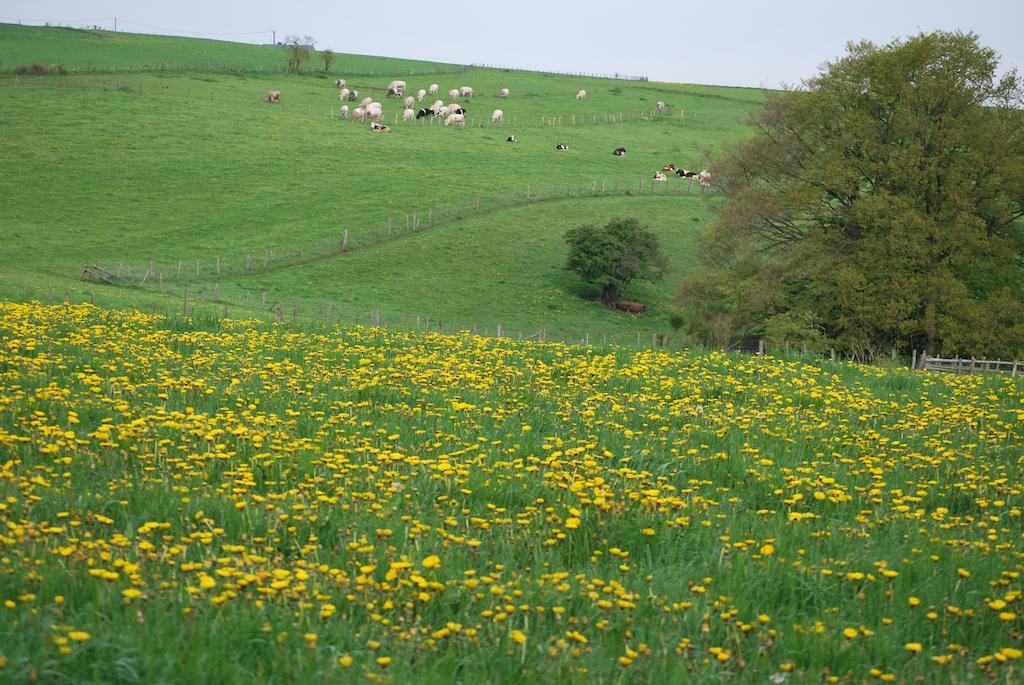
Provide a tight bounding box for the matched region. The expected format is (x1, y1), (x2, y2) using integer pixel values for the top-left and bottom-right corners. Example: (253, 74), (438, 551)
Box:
(0, 23), (461, 74)
(0, 24), (762, 342)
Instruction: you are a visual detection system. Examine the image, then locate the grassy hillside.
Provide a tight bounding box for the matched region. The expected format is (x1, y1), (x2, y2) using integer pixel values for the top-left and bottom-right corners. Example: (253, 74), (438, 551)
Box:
(1, 302), (1021, 683)
(0, 23), (460, 74)
(0, 24), (762, 341)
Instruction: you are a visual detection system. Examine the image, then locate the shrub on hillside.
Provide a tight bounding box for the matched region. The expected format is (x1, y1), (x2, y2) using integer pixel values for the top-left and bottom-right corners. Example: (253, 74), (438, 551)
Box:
(565, 217), (665, 305)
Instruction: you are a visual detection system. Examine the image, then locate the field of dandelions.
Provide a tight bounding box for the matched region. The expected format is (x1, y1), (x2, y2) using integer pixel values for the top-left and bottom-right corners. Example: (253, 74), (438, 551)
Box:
(0, 302), (1021, 683)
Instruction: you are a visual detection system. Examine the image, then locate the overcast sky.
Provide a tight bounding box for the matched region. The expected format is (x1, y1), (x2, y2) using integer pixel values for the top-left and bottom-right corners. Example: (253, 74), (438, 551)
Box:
(3, 0), (1022, 87)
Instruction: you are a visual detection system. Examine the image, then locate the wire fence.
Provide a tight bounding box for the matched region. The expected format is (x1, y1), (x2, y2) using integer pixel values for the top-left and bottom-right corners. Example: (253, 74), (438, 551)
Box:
(20, 286), (684, 351)
(18, 289), (966, 373)
(470, 63), (648, 82)
(83, 177), (712, 292)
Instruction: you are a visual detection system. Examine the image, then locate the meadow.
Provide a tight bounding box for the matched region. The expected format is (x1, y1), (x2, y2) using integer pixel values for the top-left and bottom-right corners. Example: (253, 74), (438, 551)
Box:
(0, 23), (762, 342)
(4, 25), (1022, 684)
(0, 301), (1022, 683)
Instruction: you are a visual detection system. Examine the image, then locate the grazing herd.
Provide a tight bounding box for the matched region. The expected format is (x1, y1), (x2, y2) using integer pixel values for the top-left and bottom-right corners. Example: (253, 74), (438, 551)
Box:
(265, 80), (711, 187)
(651, 163), (711, 185)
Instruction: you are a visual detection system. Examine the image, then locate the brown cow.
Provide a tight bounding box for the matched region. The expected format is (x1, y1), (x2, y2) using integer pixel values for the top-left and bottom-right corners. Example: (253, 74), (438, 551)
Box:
(266, 90), (281, 103)
(615, 300), (647, 314)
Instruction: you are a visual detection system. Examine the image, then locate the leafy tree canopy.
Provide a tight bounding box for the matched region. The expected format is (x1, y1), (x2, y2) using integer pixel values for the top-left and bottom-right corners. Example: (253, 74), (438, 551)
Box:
(565, 217), (665, 305)
(680, 31), (1024, 358)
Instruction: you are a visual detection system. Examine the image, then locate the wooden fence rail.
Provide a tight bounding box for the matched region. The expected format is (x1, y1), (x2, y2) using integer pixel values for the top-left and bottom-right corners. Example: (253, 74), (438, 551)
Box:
(919, 354), (1021, 376)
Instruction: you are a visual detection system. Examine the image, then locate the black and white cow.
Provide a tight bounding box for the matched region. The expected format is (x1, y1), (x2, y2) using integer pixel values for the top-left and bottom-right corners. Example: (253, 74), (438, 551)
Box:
(416, 108), (435, 119)
(613, 147), (626, 156)
(507, 135), (517, 143)
(556, 143), (568, 150)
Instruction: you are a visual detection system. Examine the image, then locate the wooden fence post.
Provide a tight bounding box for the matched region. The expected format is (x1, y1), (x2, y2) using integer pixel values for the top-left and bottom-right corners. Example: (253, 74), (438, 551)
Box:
(183, 286), (190, 316)
(911, 349), (917, 369)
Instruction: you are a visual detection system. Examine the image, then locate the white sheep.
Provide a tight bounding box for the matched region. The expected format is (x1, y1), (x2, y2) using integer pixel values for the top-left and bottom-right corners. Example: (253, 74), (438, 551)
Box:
(655, 101), (666, 112)
(448, 88), (461, 100)
(459, 86), (474, 97)
(404, 95), (415, 108)
(352, 106), (367, 121)
(576, 89), (586, 100)
(339, 88), (350, 101)
(428, 83), (439, 95)
(431, 99), (444, 111)
(437, 105), (450, 117)
(417, 88), (426, 102)
(339, 104), (350, 118)
(361, 96), (373, 107)
(366, 102), (383, 120)
(403, 108), (415, 122)
(499, 88), (509, 98)
(445, 112), (465, 127)
(491, 109), (503, 123)
(334, 79), (346, 88)
(386, 80), (406, 96)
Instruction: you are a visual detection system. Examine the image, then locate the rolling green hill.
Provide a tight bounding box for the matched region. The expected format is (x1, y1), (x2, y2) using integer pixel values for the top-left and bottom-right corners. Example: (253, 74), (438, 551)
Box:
(0, 24), (764, 342)
(0, 23), (460, 74)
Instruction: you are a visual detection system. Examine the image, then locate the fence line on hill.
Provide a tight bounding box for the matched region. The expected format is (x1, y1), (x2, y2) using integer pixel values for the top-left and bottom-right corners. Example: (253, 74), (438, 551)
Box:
(15, 288), (1022, 376)
(18, 286), (685, 351)
(82, 176), (712, 293)
(337, 106), (685, 129)
(0, 62), (469, 77)
(24, 290), (1020, 378)
(0, 75), (705, 128)
(470, 63), (648, 82)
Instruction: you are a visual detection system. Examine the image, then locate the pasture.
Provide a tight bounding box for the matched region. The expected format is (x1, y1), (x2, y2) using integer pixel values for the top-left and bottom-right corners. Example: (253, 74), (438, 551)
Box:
(0, 23), (762, 341)
(4, 25), (1021, 684)
(0, 302), (1021, 683)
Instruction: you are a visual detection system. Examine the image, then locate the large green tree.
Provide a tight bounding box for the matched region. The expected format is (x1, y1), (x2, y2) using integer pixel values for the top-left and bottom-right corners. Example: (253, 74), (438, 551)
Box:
(680, 32), (1024, 358)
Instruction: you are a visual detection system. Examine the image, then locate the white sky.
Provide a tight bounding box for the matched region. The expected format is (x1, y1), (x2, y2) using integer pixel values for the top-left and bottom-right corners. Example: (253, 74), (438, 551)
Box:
(3, 0), (1022, 87)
